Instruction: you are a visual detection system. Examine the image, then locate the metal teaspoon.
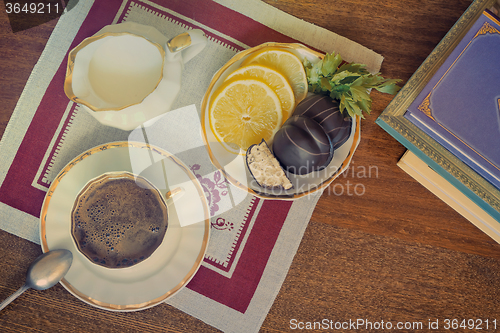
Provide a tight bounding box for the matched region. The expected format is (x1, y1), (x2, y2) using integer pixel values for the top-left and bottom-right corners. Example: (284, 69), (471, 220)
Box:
(0, 249), (73, 311)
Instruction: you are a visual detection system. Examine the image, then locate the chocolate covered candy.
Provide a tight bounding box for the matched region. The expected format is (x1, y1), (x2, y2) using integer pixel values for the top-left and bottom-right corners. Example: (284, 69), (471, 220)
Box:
(293, 94), (352, 149)
(246, 139), (293, 190)
(272, 115), (333, 175)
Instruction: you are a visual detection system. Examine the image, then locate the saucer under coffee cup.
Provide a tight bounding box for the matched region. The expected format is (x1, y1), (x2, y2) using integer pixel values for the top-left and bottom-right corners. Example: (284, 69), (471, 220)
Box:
(41, 142), (210, 310)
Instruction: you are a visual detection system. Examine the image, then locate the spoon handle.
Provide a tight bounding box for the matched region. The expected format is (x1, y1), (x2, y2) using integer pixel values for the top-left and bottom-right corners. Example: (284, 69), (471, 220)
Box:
(0, 284), (29, 311)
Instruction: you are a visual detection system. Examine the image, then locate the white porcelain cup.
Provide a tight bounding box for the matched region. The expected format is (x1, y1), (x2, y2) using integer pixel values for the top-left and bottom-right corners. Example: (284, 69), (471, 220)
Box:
(64, 22), (207, 130)
(70, 171), (184, 269)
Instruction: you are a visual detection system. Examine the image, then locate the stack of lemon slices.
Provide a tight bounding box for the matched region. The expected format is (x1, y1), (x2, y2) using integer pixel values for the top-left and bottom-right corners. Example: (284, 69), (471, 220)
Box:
(209, 47), (308, 153)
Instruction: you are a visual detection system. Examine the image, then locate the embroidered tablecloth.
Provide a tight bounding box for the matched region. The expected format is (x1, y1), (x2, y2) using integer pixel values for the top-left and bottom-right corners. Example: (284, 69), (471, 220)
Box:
(0, 0), (382, 331)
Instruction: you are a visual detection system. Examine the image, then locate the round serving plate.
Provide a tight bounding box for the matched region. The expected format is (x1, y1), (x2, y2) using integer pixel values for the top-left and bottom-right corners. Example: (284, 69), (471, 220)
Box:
(40, 142), (210, 311)
(200, 42), (361, 200)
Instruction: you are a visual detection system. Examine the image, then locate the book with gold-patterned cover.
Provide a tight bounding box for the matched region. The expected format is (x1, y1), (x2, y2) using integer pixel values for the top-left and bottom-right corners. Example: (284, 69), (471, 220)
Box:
(404, 10), (500, 190)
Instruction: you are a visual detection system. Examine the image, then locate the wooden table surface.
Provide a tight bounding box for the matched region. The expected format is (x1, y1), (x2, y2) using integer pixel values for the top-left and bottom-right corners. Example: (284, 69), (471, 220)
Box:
(1, 0), (500, 332)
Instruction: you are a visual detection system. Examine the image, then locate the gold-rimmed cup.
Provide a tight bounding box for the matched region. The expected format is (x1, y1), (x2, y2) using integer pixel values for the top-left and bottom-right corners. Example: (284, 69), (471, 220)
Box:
(63, 22), (208, 131)
(70, 171), (182, 269)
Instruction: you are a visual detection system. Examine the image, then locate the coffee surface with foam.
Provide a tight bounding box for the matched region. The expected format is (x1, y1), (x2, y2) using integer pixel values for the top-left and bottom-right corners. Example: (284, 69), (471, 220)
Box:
(71, 174), (168, 268)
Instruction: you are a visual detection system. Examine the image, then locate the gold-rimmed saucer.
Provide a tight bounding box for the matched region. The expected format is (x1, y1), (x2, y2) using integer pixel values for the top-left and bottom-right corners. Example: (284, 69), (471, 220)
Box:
(40, 142), (210, 311)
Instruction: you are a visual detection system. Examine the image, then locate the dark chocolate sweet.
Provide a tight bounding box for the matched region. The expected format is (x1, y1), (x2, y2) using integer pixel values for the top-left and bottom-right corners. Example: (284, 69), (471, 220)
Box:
(246, 139), (293, 190)
(272, 115), (333, 175)
(293, 94), (352, 149)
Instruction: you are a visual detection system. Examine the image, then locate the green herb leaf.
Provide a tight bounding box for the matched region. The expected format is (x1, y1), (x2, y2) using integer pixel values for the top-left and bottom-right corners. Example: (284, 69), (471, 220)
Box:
(303, 52), (402, 118)
(322, 53), (342, 76)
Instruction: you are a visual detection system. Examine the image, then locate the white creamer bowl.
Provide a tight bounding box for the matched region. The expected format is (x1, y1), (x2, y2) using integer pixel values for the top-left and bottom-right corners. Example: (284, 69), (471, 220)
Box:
(64, 22), (207, 131)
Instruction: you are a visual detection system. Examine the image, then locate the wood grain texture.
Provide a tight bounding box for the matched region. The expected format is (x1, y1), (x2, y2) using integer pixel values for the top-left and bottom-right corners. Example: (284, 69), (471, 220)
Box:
(1, 0), (500, 332)
(264, 222), (500, 330)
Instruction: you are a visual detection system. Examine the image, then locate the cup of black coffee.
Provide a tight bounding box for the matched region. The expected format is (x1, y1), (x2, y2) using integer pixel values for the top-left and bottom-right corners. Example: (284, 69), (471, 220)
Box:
(70, 171), (178, 269)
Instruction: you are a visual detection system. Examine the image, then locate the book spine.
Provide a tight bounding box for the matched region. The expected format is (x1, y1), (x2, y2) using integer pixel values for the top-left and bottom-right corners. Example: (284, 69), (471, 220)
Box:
(376, 117), (500, 223)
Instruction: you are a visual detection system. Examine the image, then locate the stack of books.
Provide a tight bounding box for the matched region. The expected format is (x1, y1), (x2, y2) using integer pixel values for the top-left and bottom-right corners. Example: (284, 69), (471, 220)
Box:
(376, 0), (500, 243)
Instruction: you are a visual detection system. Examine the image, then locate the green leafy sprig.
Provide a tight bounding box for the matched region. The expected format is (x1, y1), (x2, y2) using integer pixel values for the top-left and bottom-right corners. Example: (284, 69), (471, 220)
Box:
(303, 52), (402, 118)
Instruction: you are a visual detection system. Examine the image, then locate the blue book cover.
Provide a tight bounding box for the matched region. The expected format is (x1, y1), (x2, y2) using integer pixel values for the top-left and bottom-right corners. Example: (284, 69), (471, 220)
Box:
(404, 11), (500, 190)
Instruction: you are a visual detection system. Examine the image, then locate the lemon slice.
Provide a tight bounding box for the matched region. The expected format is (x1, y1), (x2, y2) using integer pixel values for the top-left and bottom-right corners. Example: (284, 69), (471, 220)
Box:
(225, 64), (295, 122)
(209, 79), (283, 152)
(242, 47), (308, 104)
